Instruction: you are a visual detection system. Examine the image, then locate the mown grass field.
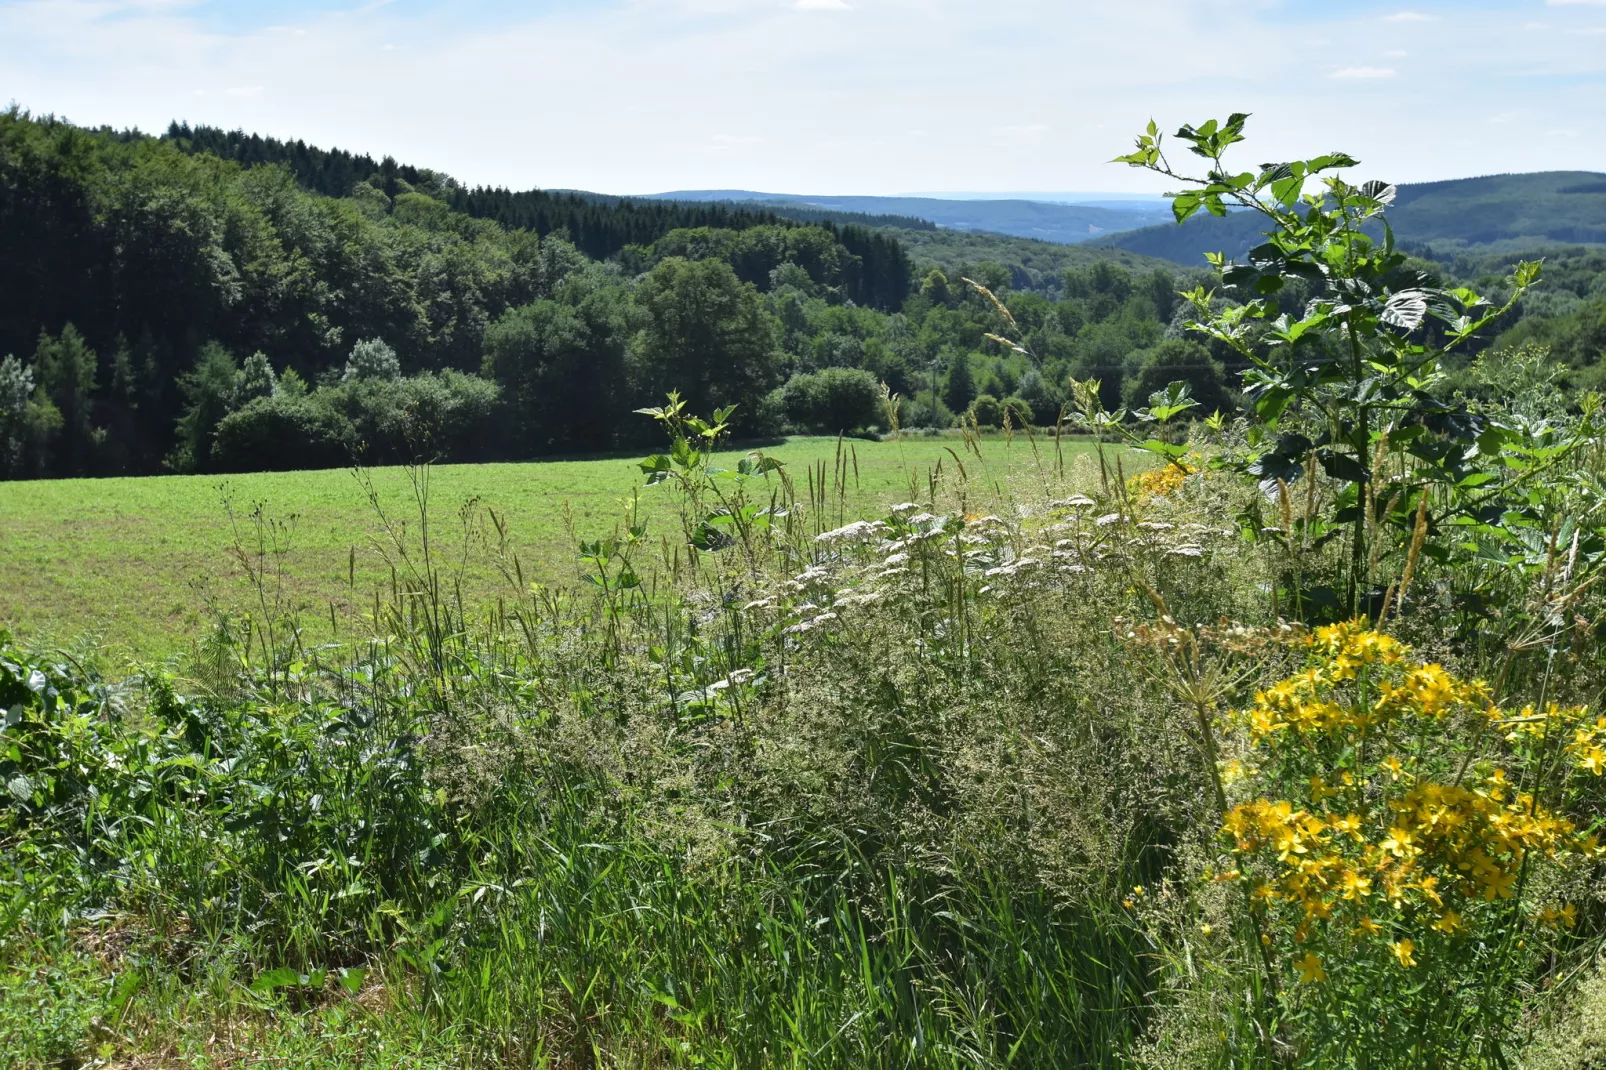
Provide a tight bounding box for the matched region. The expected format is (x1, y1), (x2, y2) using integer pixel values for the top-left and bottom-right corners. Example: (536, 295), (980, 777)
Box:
(0, 432), (1109, 659)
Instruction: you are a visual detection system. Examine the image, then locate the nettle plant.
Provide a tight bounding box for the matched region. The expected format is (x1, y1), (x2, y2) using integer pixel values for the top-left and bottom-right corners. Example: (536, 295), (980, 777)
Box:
(1116, 114), (1602, 622)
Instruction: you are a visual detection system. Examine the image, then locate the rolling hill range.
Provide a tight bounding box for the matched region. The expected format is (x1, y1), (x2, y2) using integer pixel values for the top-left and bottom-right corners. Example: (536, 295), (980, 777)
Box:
(1094, 171), (1606, 265)
(644, 191), (1174, 244)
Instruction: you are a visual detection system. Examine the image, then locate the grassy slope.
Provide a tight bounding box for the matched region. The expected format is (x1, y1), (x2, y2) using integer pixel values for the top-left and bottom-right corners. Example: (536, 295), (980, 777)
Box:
(0, 433), (1107, 659)
(1095, 171), (1606, 265)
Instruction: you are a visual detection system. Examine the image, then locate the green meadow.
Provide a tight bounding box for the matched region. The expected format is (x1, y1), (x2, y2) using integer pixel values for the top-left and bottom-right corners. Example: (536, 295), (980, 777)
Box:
(0, 432), (1107, 658)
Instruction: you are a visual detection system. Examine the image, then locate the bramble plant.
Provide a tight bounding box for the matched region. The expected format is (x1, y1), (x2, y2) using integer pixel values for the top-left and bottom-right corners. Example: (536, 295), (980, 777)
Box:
(1098, 115), (1606, 1065)
(636, 390), (787, 558)
(1115, 114), (1602, 621)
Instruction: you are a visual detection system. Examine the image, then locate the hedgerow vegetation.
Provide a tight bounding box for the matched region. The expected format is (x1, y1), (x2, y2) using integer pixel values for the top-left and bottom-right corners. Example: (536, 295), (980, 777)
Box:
(6, 115), (1606, 1068)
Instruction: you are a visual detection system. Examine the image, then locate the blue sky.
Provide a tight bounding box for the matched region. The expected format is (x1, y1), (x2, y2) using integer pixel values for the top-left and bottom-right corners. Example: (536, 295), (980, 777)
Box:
(1, 0), (1601, 195)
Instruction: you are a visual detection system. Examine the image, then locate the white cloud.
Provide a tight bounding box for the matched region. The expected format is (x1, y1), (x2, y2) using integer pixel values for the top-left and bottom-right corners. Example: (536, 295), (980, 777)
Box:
(1383, 11), (1436, 21)
(1384, 49), (1408, 56)
(1548, 0), (1606, 6)
(794, 0), (850, 9)
(0, 0), (1601, 194)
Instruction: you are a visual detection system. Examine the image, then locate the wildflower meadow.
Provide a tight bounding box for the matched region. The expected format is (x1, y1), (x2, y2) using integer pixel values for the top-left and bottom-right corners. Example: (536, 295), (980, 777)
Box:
(4, 117), (1606, 1068)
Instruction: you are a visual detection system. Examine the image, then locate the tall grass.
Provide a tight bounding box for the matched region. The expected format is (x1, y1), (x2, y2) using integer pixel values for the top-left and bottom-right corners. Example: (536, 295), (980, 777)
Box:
(4, 380), (1606, 1066)
(1, 425), (1199, 1067)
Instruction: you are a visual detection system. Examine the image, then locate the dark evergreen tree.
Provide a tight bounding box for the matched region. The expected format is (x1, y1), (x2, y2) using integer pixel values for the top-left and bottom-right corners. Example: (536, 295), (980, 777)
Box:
(943, 352), (976, 415)
(34, 325), (99, 475)
(171, 343), (238, 472)
(1125, 339), (1231, 415)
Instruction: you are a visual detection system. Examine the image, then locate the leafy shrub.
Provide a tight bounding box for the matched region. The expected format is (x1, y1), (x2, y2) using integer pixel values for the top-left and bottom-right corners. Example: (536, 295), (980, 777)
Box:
(1002, 395), (1034, 428)
(1125, 339), (1230, 415)
(234, 350), (279, 405)
(212, 393), (353, 472)
(212, 370), (500, 470)
(778, 367), (882, 434)
(1014, 368), (1064, 425)
(895, 391), (955, 429)
(968, 392), (1002, 427)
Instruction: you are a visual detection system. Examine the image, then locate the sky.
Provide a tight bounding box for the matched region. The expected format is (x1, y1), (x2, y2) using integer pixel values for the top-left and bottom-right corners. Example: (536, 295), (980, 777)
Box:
(1, 0), (1603, 197)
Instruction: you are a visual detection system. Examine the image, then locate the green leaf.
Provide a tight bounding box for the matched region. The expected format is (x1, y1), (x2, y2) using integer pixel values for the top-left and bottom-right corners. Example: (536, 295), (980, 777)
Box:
(250, 968), (304, 995)
(1138, 440), (1190, 459)
(1141, 380), (1199, 423)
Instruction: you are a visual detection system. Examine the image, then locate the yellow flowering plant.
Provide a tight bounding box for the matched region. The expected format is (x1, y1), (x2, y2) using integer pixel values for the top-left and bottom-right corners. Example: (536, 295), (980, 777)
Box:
(1128, 452), (1207, 500)
(1213, 620), (1604, 1065)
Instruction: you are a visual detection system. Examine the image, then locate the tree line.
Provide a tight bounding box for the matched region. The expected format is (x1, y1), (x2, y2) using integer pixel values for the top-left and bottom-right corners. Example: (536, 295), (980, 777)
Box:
(163, 123), (913, 309)
(0, 108), (1247, 480)
(16, 108), (1595, 482)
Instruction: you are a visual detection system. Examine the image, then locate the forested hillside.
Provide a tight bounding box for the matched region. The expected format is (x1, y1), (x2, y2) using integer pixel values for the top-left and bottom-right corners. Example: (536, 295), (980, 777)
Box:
(163, 123), (914, 307)
(1098, 171), (1606, 263)
(0, 110), (1208, 481)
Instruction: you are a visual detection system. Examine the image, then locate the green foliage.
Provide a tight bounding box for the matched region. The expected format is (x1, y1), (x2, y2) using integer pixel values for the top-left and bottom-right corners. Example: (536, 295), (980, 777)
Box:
(1098, 113), (1606, 1066)
(211, 392), (353, 472)
(1013, 368), (1064, 424)
(0, 354), (59, 478)
(1126, 339), (1229, 414)
(480, 291), (629, 454)
(171, 341), (238, 472)
(944, 350), (977, 414)
(341, 337), (401, 381)
(1117, 112), (1591, 618)
(635, 258), (782, 435)
(779, 367), (883, 434)
(32, 326), (100, 477)
(234, 350), (279, 405)
(969, 392), (1002, 427)
(0, 110), (1227, 482)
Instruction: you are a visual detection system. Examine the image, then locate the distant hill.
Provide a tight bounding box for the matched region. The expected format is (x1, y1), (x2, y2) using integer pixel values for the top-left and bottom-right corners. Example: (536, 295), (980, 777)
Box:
(1094, 171), (1606, 265)
(556, 189), (938, 233)
(645, 191), (1174, 244)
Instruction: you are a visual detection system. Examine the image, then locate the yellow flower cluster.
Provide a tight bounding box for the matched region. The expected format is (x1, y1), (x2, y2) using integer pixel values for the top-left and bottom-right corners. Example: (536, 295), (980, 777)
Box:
(1219, 622), (1600, 986)
(1224, 771), (1589, 979)
(1306, 619), (1407, 677)
(1224, 773), (1574, 914)
(1244, 622), (1489, 743)
(1488, 702), (1606, 776)
(1129, 456), (1199, 499)
(1574, 716), (1606, 776)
